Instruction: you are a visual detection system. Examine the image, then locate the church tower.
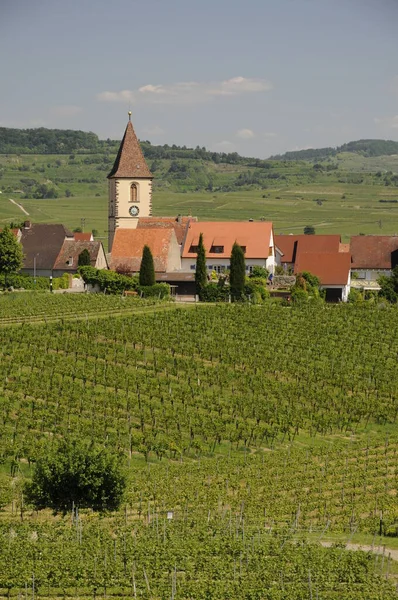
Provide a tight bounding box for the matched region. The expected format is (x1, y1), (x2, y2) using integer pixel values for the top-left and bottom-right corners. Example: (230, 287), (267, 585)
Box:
(107, 112), (153, 250)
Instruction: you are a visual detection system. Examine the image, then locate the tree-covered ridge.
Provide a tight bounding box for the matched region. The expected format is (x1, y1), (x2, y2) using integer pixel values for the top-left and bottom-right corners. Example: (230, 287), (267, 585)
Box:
(271, 139), (398, 161)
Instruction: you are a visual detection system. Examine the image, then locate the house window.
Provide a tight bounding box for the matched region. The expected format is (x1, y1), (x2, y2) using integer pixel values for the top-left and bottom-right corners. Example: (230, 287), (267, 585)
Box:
(213, 265), (225, 273)
(355, 270), (366, 280)
(207, 265), (213, 270)
(130, 183), (139, 203)
(190, 264), (196, 271)
(210, 245), (224, 254)
(189, 245), (199, 253)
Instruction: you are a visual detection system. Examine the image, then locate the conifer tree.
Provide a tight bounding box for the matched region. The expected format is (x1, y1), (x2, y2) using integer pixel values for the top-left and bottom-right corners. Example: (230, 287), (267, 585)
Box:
(0, 226), (23, 276)
(195, 232), (207, 295)
(229, 242), (245, 299)
(139, 244), (155, 286)
(78, 248), (91, 266)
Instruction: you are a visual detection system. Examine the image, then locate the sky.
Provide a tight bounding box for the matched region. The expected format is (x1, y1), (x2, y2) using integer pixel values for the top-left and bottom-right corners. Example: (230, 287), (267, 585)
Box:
(0, 0), (397, 158)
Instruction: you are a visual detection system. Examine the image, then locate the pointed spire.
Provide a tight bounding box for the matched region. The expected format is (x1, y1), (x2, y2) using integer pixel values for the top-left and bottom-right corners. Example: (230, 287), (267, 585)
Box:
(107, 116), (152, 179)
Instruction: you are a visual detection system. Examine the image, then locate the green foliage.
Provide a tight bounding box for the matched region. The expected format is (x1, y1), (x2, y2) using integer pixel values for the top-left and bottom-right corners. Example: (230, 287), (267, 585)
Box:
(0, 273), (48, 290)
(229, 242), (245, 299)
(78, 248), (91, 267)
(138, 283), (170, 298)
(348, 288), (364, 303)
(248, 265), (269, 279)
(199, 282), (229, 302)
(245, 278), (269, 302)
(378, 266), (398, 303)
(0, 226), (23, 275)
(139, 245), (155, 286)
(291, 271), (322, 303)
(195, 232), (207, 294)
(304, 224), (316, 235)
(25, 439), (126, 512)
(53, 273), (70, 290)
(79, 266), (138, 294)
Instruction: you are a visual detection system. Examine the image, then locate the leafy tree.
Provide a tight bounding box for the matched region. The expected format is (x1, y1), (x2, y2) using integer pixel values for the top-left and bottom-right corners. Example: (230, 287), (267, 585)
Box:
(249, 265), (269, 280)
(304, 225), (316, 235)
(139, 245), (155, 286)
(78, 249), (91, 266)
(91, 229), (99, 238)
(25, 439), (126, 512)
(195, 232), (207, 295)
(0, 226), (24, 277)
(229, 242), (245, 299)
(378, 266), (398, 303)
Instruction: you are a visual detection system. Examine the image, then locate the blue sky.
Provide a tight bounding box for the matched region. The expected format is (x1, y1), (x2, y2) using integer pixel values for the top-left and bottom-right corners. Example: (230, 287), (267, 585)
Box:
(0, 0), (397, 157)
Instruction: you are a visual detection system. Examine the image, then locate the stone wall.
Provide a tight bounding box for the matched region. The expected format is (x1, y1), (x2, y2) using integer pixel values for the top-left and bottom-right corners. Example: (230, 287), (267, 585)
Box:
(271, 275), (296, 289)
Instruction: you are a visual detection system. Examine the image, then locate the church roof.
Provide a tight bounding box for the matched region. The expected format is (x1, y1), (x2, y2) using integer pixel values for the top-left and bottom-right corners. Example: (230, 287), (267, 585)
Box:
(107, 120), (153, 179)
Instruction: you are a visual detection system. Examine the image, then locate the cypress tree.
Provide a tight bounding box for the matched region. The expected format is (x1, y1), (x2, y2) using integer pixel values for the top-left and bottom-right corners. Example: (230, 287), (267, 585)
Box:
(195, 232), (207, 295)
(229, 242), (245, 299)
(78, 248), (91, 266)
(139, 244), (155, 286)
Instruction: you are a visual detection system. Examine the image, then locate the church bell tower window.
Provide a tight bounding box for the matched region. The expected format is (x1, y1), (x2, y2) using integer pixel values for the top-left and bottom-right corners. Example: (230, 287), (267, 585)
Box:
(130, 183), (138, 203)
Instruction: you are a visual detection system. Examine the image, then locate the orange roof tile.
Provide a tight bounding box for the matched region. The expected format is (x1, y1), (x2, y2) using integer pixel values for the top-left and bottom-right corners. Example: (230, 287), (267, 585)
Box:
(275, 235), (341, 263)
(181, 221), (273, 259)
(74, 232), (93, 242)
(137, 216), (197, 245)
(350, 236), (398, 269)
(294, 252), (351, 286)
(111, 228), (176, 272)
(107, 120), (153, 179)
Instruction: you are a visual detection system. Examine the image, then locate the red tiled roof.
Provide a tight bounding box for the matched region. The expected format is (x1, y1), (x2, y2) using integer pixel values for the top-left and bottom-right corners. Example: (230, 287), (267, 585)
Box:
(181, 221), (273, 259)
(275, 235), (341, 263)
(74, 232), (93, 242)
(137, 216), (197, 245)
(350, 236), (398, 269)
(294, 252), (351, 286)
(111, 228), (176, 273)
(107, 120), (152, 179)
(53, 241), (104, 271)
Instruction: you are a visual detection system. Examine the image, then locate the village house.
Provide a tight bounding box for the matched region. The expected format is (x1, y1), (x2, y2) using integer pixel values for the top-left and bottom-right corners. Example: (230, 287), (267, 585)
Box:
(180, 221), (276, 275)
(20, 221), (107, 278)
(350, 235), (398, 292)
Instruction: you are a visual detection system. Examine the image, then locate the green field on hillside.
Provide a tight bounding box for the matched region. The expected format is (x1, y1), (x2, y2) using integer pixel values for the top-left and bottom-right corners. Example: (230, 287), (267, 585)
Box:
(1, 151), (398, 248)
(1, 298), (398, 597)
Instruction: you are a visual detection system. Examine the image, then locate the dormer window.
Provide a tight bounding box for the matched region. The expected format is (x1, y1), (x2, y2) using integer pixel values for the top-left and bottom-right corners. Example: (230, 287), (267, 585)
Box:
(66, 256), (73, 266)
(130, 183), (139, 203)
(210, 245), (224, 254)
(240, 246), (246, 253)
(189, 245), (199, 253)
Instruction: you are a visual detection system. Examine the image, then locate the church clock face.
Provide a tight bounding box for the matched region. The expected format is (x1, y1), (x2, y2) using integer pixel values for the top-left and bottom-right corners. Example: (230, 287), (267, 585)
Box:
(129, 205), (139, 217)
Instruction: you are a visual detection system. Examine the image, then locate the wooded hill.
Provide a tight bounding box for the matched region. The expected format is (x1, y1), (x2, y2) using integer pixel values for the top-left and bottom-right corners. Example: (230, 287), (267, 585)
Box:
(270, 139), (398, 161)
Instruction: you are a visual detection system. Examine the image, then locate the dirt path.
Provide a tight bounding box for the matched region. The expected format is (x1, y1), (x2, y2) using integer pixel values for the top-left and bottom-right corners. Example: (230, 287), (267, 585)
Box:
(9, 198), (29, 215)
(321, 541), (398, 561)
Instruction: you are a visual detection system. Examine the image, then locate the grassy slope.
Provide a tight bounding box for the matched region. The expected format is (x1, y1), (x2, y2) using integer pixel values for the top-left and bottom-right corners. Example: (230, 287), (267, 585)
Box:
(1, 153), (398, 249)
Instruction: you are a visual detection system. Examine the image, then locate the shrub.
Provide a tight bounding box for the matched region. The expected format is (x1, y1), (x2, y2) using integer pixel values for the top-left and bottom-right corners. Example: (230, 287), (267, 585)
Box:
(138, 283), (170, 298)
(199, 283), (229, 302)
(139, 245), (156, 286)
(79, 266), (138, 294)
(25, 439), (126, 513)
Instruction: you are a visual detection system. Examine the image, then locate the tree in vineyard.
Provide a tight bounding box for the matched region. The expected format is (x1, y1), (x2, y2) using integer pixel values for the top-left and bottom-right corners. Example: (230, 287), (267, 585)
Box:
(139, 245), (156, 286)
(0, 226), (24, 280)
(229, 242), (245, 299)
(25, 439), (126, 512)
(195, 232), (207, 295)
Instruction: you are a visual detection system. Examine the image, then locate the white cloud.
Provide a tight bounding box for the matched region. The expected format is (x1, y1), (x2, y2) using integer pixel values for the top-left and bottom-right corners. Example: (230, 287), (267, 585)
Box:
(236, 128), (255, 139)
(97, 76), (273, 106)
(97, 90), (135, 103)
(263, 132), (277, 138)
(374, 115), (398, 129)
(50, 105), (82, 118)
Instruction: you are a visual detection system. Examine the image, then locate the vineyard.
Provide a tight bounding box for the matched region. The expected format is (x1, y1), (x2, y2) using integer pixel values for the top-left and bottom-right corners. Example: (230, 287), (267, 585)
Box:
(1, 299), (398, 597)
